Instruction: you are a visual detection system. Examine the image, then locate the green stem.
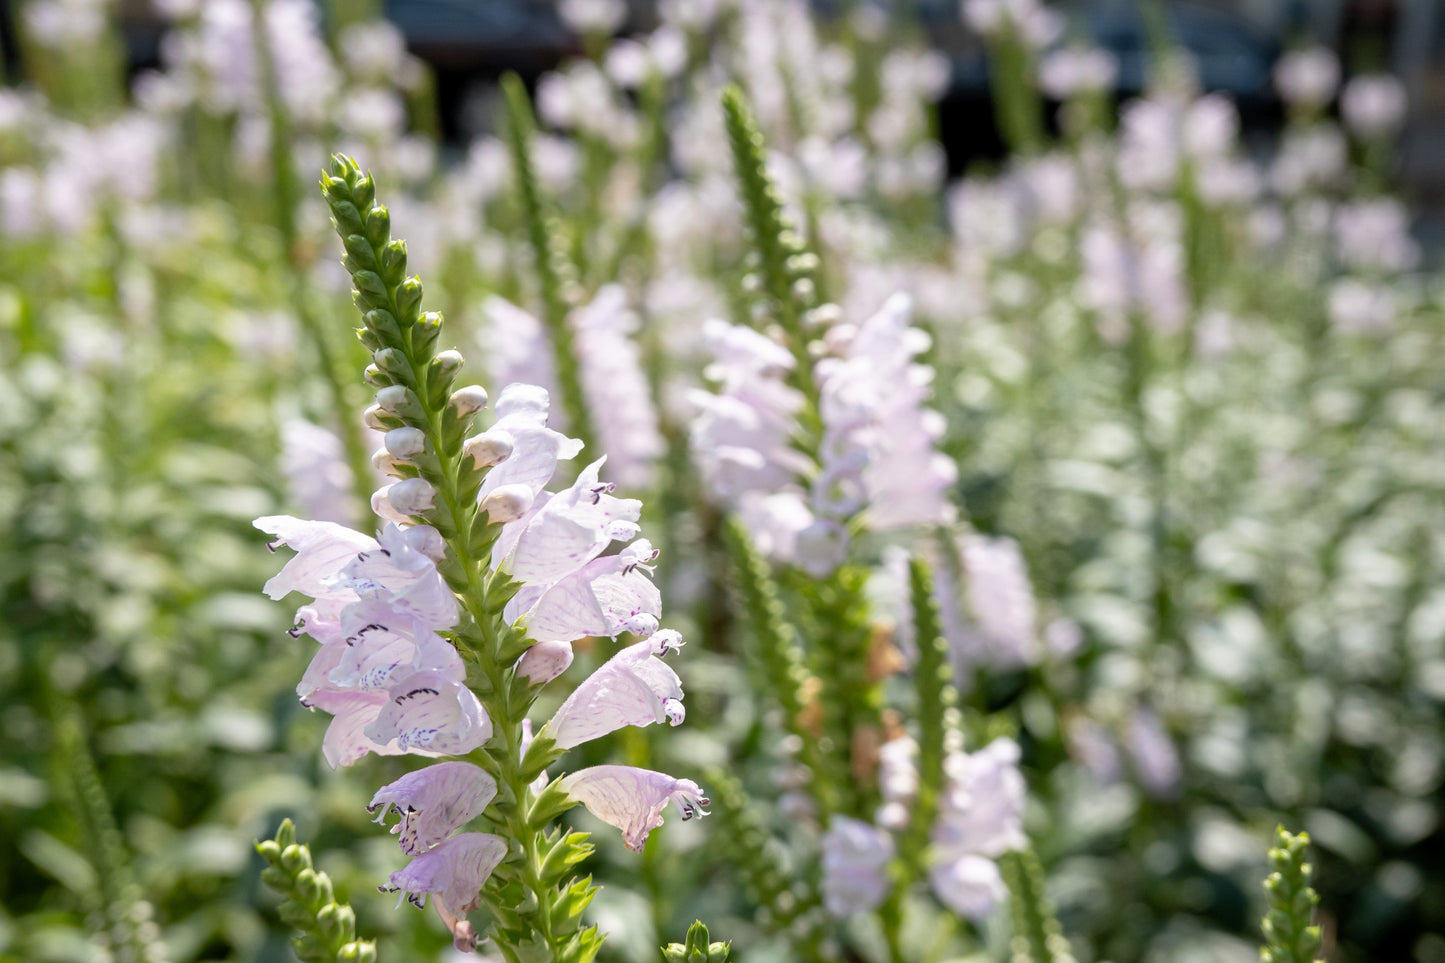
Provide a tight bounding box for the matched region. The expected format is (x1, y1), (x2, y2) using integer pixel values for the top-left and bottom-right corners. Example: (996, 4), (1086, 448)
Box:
(500, 74), (597, 459)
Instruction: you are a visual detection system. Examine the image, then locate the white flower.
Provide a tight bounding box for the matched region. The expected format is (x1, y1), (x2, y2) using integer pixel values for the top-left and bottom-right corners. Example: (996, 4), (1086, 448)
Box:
(543, 630), (686, 749)
(820, 817), (895, 916)
(561, 765), (708, 851)
(369, 762), (498, 855)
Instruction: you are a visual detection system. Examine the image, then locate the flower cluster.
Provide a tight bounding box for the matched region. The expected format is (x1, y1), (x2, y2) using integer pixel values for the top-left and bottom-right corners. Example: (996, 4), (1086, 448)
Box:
(820, 736), (1027, 921)
(691, 293), (954, 573)
(253, 158), (704, 955)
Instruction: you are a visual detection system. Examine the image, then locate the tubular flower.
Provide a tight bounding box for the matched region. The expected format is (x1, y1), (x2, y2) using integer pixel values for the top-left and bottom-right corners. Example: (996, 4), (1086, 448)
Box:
(560, 765), (709, 852)
(369, 762), (498, 855)
(380, 833), (510, 947)
(542, 630), (687, 749)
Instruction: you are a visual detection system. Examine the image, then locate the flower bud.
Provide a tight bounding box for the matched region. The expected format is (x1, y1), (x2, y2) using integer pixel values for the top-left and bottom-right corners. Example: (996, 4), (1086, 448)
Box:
(480, 483), (534, 523)
(363, 405), (391, 430)
(448, 385), (488, 417)
(387, 477), (436, 516)
(516, 640), (574, 685)
(375, 385), (411, 412)
(463, 429), (514, 469)
(384, 427), (427, 459)
(431, 350), (464, 378)
(372, 448), (405, 477)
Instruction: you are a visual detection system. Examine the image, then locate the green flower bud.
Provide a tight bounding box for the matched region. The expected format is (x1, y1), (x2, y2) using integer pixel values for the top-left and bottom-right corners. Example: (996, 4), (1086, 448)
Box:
(380, 239), (408, 287)
(395, 277), (424, 325)
(364, 205), (391, 248)
(280, 843), (311, 874)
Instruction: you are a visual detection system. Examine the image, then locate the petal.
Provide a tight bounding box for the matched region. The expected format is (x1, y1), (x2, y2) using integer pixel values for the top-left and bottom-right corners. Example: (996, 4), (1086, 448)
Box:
(365, 671), (492, 756)
(519, 552), (661, 643)
(254, 515), (375, 601)
(928, 853), (1005, 921)
(820, 817), (895, 917)
(307, 688), (401, 768)
(561, 765), (708, 852)
(383, 832), (509, 914)
(544, 635), (684, 749)
(369, 762), (498, 855)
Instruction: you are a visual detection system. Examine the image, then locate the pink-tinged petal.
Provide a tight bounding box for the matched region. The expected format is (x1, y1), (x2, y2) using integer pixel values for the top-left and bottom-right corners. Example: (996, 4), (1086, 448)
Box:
(327, 600), (465, 689)
(543, 631), (684, 749)
(254, 515), (375, 600)
(928, 853), (1005, 921)
(330, 618), (422, 691)
(339, 526), (459, 631)
(518, 541), (661, 642)
(506, 459), (642, 583)
(560, 765), (708, 852)
(933, 738), (1027, 859)
(365, 671), (492, 756)
(297, 639), (346, 702)
(381, 832), (508, 918)
(820, 817), (895, 917)
(307, 688), (403, 768)
(515, 639), (574, 685)
(478, 385), (584, 499)
(369, 762), (497, 855)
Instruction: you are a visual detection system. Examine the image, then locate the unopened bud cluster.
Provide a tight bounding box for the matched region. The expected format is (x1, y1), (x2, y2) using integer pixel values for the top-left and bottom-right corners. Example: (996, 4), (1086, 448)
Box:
(256, 820), (377, 963)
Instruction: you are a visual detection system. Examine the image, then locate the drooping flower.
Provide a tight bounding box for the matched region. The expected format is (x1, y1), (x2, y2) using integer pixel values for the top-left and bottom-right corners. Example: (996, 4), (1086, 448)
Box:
(820, 817), (895, 917)
(381, 832), (510, 949)
(689, 319), (810, 501)
(508, 538), (662, 642)
(957, 533), (1039, 671)
(480, 298), (559, 403)
(560, 764), (708, 852)
(933, 738), (1028, 859)
(370, 762), (498, 855)
(366, 671), (493, 756)
(928, 853), (1006, 921)
(496, 458), (642, 584)
(256, 515), (376, 605)
(542, 630), (686, 749)
(478, 384), (584, 499)
(280, 418), (359, 526)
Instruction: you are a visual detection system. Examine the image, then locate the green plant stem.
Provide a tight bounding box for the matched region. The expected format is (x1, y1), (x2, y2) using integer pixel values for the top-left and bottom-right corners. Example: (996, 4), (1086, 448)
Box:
(500, 74), (597, 458)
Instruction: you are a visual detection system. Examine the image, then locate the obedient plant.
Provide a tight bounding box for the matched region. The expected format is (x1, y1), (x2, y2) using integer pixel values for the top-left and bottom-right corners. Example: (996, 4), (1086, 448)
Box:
(690, 86), (1043, 962)
(254, 155), (704, 960)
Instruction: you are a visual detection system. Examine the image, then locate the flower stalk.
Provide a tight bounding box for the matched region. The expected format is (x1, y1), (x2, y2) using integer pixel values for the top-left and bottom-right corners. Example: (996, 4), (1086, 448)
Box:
(256, 820), (378, 963)
(1260, 827), (1325, 963)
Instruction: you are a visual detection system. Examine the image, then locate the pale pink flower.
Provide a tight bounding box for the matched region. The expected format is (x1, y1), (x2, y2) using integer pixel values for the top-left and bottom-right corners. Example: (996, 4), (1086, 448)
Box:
(369, 762), (498, 855)
(496, 458), (642, 583)
(570, 287), (665, 490)
(820, 817), (895, 916)
(928, 853), (1006, 920)
(382, 832), (510, 950)
(1341, 74), (1406, 139)
(543, 630), (686, 749)
(507, 538), (662, 642)
(561, 765), (708, 851)
(365, 671), (493, 756)
(1274, 47), (1340, 108)
(478, 385), (584, 499)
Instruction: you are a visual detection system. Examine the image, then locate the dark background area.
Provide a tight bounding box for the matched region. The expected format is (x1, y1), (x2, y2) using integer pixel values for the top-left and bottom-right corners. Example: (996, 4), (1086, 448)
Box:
(0, 0), (1438, 192)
